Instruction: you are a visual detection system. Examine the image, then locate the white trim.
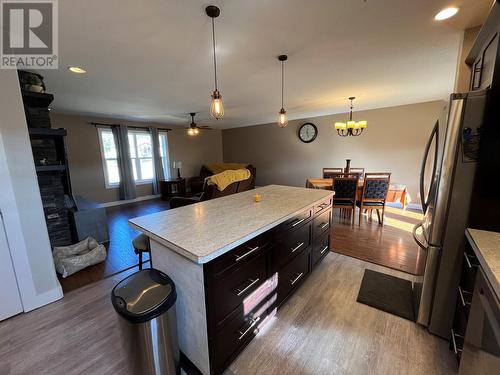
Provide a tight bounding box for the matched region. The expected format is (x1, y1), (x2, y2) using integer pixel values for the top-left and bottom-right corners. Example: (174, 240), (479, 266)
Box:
(97, 127), (120, 189)
(100, 194), (161, 208)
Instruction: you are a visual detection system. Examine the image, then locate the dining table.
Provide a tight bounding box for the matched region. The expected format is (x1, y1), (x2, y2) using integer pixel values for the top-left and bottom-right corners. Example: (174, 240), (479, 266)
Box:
(305, 178), (408, 208)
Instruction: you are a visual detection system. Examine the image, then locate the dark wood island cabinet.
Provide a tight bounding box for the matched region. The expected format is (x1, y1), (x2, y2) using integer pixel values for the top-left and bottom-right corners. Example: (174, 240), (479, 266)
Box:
(130, 185), (334, 375)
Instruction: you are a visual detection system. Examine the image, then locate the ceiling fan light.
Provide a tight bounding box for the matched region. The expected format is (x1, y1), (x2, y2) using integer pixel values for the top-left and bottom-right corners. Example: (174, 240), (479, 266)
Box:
(210, 90), (224, 119)
(187, 128), (194, 136)
(194, 128), (200, 135)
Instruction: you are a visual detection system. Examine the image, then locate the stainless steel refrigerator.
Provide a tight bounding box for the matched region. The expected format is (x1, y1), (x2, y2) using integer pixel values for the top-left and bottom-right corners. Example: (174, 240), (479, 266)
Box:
(412, 89), (489, 338)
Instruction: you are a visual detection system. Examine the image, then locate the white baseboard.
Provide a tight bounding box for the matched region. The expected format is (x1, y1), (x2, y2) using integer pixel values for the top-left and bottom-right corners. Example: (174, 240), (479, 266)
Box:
(407, 203), (423, 211)
(101, 194), (161, 208)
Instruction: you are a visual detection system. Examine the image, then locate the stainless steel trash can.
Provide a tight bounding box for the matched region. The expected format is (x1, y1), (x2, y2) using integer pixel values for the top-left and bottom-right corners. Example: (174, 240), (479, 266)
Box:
(111, 268), (179, 375)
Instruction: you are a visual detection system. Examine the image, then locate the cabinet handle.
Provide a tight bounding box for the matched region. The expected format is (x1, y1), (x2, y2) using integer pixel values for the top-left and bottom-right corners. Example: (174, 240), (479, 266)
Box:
(319, 222), (329, 229)
(236, 278), (260, 296)
(463, 252), (477, 269)
(291, 242), (304, 253)
(317, 203), (328, 211)
(458, 286), (471, 307)
(291, 218), (305, 227)
(238, 316), (261, 340)
(290, 272), (304, 286)
(320, 245), (329, 254)
(450, 329), (463, 355)
(235, 246), (260, 262)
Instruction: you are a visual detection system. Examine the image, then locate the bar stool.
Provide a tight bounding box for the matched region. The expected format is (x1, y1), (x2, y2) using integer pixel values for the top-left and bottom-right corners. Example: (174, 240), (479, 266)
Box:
(132, 233), (150, 270)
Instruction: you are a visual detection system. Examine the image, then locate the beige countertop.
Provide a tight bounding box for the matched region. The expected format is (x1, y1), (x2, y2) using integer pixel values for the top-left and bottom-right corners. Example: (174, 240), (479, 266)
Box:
(466, 228), (500, 298)
(130, 185), (334, 264)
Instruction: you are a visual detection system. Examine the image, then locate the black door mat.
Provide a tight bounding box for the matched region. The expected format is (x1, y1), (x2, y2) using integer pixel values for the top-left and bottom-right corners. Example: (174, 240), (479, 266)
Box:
(356, 269), (415, 321)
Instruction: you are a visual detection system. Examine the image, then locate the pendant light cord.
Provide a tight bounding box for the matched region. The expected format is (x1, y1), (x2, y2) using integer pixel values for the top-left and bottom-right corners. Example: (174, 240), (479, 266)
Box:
(349, 98), (353, 121)
(281, 60), (284, 109)
(211, 17), (218, 91)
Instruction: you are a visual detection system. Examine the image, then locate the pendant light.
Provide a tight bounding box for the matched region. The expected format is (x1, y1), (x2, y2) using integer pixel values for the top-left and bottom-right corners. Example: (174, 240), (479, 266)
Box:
(206, 5), (224, 120)
(277, 55), (288, 127)
(334, 97), (367, 137)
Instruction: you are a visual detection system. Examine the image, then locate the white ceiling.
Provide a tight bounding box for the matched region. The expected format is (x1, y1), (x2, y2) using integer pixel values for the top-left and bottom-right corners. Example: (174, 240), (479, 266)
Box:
(42, 0), (492, 128)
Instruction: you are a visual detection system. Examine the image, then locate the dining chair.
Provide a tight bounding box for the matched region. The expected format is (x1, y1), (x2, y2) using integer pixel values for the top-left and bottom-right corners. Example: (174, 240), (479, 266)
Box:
(323, 167), (344, 179)
(332, 173), (360, 225)
(356, 172), (391, 225)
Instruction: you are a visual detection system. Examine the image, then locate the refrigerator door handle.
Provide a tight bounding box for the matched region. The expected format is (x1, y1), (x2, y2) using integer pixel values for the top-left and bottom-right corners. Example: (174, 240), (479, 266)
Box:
(413, 222), (426, 248)
(420, 121), (439, 212)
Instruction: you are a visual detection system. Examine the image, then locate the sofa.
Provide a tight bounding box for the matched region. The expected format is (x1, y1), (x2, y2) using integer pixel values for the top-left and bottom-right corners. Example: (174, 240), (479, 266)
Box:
(189, 163), (256, 194)
(171, 166), (256, 209)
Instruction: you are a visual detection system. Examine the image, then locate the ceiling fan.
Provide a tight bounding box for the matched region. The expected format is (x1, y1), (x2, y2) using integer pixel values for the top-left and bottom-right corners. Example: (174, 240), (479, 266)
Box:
(186, 112), (213, 136)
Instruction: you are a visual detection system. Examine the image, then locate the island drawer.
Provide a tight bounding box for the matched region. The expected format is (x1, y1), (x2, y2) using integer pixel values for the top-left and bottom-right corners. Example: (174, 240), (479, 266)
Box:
(314, 197), (332, 215)
(312, 230), (330, 267)
(208, 231), (271, 278)
(211, 251), (268, 326)
(277, 246), (310, 307)
(313, 208), (331, 238)
(211, 303), (267, 375)
(277, 208), (313, 233)
(274, 221), (311, 269)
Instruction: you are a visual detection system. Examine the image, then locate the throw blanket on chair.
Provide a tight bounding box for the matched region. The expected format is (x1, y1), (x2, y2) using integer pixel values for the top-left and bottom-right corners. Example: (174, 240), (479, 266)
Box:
(205, 163), (248, 175)
(207, 169), (251, 191)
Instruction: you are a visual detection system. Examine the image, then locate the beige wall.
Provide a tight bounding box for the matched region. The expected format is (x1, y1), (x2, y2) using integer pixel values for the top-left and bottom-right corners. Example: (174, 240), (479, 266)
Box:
(454, 26), (481, 92)
(50, 113), (223, 203)
(222, 101), (446, 203)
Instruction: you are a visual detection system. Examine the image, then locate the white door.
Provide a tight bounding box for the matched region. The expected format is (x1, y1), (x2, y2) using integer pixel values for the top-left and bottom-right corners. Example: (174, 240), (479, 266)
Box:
(0, 210), (23, 320)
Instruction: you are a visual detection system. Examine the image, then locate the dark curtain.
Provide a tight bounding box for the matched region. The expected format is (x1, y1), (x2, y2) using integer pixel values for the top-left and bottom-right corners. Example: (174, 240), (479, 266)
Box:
(112, 125), (137, 200)
(149, 127), (164, 195)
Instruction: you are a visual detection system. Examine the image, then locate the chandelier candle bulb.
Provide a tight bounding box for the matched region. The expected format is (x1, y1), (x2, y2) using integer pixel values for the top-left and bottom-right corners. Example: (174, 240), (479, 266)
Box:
(358, 120), (367, 129)
(347, 121), (356, 129)
(335, 122), (347, 130)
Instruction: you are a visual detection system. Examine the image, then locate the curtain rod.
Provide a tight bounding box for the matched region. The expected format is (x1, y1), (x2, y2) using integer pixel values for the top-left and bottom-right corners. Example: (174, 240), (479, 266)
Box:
(89, 122), (172, 132)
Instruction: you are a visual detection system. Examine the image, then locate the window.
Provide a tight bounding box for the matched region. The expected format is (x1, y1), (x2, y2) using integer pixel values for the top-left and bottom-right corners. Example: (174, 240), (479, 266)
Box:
(98, 127), (170, 189)
(98, 128), (120, 188)
(128, 130), (154, 184)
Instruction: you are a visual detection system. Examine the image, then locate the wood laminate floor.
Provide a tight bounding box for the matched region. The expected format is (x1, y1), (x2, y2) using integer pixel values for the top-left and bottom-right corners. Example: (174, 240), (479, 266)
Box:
(58, 199), (170, 293)
(0, 253), (456, 375)
(331, 206), (426, 275)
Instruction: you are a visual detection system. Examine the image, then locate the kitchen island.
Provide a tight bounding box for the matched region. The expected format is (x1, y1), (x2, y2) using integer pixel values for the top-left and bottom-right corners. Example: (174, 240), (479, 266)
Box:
(129, 185), (334, 375)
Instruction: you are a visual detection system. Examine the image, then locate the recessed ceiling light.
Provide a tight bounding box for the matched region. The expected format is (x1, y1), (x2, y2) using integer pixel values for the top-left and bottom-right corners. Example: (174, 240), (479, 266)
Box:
(68, 66), (86, 74)
(434, 7), (459, 21)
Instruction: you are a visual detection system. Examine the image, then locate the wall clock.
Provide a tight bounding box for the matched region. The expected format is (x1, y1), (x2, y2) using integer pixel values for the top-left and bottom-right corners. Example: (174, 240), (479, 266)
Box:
(298, 122), (318, 143)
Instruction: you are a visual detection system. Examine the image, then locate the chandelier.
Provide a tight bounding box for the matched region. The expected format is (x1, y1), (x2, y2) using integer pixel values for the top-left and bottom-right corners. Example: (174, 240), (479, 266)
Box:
(334, 97), (367, 137)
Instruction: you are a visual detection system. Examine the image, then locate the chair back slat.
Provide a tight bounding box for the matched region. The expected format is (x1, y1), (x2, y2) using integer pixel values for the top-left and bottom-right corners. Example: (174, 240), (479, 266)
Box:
(323, 167), (344, 178)
(345, 167), (365, 176)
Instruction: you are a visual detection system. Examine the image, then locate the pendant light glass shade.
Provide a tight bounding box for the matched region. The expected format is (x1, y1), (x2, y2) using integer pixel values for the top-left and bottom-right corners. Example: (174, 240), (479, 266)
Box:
(278, 108), (288, 128)
(210, 89), (224, 119)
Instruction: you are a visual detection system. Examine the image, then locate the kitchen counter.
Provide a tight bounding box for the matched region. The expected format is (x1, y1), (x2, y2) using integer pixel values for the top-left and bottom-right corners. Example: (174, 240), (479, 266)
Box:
(465, 228), (500, 298)
(129, 184), (333, 264)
